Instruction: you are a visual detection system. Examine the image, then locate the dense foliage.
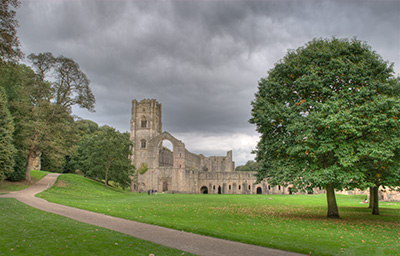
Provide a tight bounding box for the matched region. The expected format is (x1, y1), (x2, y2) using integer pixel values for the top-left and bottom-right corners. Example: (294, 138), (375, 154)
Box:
(0, 0), (23, 62)
(250, 38), (400, 217)
(73, 126), (134, 189)
(0, 87), (15, 181)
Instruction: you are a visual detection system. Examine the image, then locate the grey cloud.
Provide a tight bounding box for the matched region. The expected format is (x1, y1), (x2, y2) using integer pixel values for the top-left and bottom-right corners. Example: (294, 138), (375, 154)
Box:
(17, 0), (400, 164)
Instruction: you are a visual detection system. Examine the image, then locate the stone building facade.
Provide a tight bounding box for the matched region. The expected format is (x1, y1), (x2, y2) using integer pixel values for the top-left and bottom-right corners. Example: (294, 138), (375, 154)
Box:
(130, 99), (288, 194)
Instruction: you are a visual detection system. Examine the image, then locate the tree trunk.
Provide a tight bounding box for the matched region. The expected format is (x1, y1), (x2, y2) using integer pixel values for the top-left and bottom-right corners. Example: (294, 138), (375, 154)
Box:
(372, 185), (379, 215)
(326, 183), (340, 218)
(369, 187), (373, 209)
(26, 134), (39, 183)
(26, 152), (34, 183)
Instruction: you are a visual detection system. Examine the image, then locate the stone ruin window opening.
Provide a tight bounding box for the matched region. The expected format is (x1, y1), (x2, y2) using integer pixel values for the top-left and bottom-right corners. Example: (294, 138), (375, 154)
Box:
(256, 187), (262, 194)
(141, 116), (147, 128)
(141, 139), (146, 149)
(159, 140), (174, 167)
(229, 185), (232, 190)
(238, 185), (241, 190)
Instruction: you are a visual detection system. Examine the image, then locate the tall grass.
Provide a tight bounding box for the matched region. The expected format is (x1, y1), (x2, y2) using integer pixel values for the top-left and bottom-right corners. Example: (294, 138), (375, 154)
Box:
(38, 174), (400, 256)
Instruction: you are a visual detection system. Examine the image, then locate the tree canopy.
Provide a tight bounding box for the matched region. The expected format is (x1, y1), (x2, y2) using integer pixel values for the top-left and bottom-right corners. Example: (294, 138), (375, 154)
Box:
(250, 38), (400, 218)
(0, 0), (23, 63)
(0, 86), (15, 181)
(73, 126), (134, 189)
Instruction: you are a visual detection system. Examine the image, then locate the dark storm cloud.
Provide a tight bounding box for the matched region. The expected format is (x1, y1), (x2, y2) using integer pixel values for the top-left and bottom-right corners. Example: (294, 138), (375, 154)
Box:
(16, 0), (400, 164)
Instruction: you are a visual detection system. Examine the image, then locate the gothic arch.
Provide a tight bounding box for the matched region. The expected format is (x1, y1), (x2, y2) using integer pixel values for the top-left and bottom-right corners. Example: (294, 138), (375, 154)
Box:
(147, 132), (186, 169)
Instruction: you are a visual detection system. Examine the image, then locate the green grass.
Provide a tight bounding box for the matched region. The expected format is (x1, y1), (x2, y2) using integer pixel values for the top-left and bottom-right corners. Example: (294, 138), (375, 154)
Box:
(0, 170), (50, 194)
(37, 174), (400, 256)
(0, 198), (195, 255)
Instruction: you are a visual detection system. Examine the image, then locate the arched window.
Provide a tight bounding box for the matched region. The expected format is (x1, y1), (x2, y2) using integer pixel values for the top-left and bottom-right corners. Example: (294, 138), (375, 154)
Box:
(141, 116), (147, 128)
(141, 139), (146, 149)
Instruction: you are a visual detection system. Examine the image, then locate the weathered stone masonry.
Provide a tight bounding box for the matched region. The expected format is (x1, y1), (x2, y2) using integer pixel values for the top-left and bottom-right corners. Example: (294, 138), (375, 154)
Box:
(130, 99), (291, 195)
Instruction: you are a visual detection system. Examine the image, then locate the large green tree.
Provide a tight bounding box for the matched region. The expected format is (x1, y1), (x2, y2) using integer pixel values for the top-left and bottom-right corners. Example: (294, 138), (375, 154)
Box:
(74, 126), (134, 189)
(0, 0), (23, 63)
(250, 38), (400, 218)
(0, 63), (37, 181)
(0, 86), (15, 181)
(0, 52), (95, 182)
(19, 53), (96, 181)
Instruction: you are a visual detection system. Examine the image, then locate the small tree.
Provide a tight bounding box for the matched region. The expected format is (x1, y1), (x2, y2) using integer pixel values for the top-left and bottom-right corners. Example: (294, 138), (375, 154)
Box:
(0, 87), (15, 181)
(74, 126), (134, 189)
(250, 38), (400, 218)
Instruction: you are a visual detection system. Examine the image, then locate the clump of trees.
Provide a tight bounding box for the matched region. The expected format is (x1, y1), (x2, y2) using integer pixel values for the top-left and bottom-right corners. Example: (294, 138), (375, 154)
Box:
(250, 38), (400, 218)
(72, 125), (134, 189)
(0, 0), (134, 188)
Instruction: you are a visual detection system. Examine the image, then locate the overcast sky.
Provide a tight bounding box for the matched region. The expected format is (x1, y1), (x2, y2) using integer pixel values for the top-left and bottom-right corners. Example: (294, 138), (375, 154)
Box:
(17, 0), (400, 165)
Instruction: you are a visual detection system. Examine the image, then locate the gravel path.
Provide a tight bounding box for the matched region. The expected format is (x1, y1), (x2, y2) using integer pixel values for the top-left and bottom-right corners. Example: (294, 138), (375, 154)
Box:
(1, 173), (304, 256)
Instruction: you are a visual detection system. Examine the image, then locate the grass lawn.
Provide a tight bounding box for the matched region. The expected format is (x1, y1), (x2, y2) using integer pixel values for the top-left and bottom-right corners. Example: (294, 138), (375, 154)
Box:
(36, 174), (400, 256)
(0, 170), (50, 194)
(0, 198), (194, 256)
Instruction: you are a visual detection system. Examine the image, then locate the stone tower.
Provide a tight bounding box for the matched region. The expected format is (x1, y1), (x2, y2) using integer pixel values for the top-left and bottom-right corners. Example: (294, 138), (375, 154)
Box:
(130, 99), (162, 169)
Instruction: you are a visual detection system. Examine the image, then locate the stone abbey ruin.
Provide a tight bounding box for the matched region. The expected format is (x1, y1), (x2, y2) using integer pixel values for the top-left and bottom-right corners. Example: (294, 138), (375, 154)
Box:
(130, 99), (281, 194)
(130, 99), (400, 200)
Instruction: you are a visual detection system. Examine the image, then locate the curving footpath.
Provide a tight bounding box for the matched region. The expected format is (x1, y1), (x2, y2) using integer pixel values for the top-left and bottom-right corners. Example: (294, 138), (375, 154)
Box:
(0, 174), (304, 256)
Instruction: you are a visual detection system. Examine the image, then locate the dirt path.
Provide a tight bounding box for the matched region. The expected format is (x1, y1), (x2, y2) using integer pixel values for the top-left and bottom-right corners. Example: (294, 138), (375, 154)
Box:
(1, 174), (304, 256)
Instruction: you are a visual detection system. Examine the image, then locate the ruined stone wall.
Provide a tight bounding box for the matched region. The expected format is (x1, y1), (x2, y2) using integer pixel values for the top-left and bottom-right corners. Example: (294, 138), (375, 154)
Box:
(199, 151), (235, 172)
(159, 148), (173, 167)
(184, 150), (202, 170)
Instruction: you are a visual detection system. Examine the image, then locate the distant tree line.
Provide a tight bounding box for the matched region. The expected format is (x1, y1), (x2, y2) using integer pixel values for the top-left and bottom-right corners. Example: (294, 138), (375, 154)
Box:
(235, 160), (260, 172)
